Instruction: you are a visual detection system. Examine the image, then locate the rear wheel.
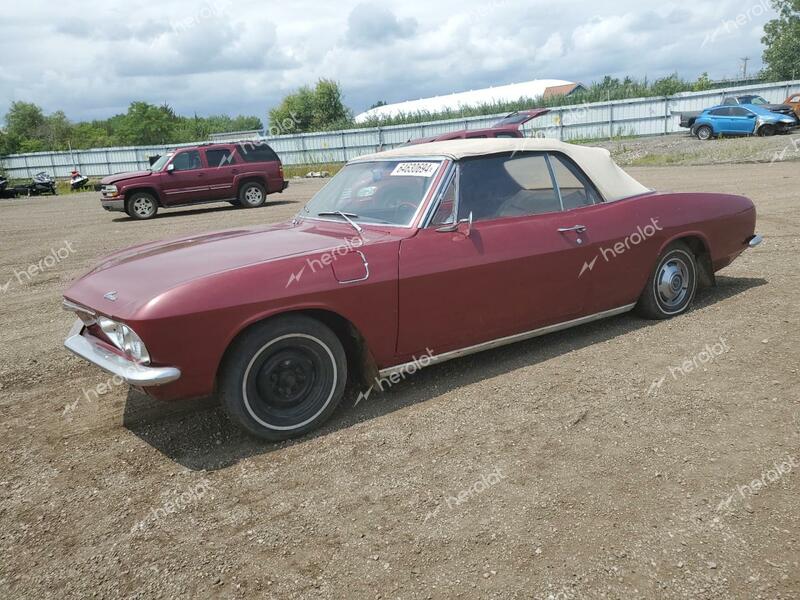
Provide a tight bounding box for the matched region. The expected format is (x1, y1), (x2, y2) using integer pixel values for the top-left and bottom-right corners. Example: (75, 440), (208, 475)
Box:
(636, 242), (698, 319)
(695, 125), (713, 141)
(238, 181), (266, 208)
(126, 192), (158, 220)
(219, 315), (347, 441)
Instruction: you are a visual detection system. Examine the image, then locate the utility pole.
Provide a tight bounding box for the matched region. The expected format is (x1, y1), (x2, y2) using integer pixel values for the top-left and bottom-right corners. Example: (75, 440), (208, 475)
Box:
(740, 57), (750, 80)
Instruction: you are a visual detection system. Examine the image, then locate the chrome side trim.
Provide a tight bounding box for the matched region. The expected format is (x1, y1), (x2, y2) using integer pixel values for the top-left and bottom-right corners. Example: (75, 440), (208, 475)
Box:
(748, 234), (763, 248)
(64, 319), (181, 386)
(378, 303), (636, 378)
(337, 250), (370, 284)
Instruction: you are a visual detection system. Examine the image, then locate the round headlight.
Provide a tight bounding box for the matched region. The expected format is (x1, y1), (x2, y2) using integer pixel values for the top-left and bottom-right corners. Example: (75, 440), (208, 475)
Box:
(97, 317), (151, 364)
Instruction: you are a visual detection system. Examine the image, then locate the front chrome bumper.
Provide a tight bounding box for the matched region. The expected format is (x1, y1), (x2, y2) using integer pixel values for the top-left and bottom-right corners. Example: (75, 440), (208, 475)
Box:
(100, 198), (125, 212)
(64, 320), (181, 386)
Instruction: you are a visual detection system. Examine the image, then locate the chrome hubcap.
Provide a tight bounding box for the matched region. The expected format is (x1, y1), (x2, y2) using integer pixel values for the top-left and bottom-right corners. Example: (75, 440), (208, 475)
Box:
(656, 257), (690, 309)
(245, 187), (263, 204)
(133, 197), (154, 217)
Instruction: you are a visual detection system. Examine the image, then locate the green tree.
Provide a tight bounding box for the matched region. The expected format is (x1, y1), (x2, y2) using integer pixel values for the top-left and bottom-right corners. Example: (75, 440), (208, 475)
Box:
(269, 79), (352, 133)
(5, 101), (46, 141)
(762, 0), (800, 80)
(651, 73), (686, 96)
(692, 72), (713, 91)
(114, 102), (179, 145)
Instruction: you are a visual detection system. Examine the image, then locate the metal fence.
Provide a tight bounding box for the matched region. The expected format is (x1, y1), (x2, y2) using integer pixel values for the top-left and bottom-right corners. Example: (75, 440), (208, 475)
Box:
(2, 79), (798, 180)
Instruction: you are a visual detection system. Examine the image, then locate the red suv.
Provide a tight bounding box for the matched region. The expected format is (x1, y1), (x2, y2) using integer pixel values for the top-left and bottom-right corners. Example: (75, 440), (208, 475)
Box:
(100, 142), (288, 220)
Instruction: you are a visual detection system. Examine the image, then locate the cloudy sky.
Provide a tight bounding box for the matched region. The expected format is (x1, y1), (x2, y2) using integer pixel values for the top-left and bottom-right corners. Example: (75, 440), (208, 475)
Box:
(0, 0), (774, 123)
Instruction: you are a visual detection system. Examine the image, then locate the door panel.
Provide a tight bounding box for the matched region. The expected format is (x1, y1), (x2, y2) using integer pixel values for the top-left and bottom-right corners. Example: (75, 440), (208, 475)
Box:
(203, 148), (237, 199)
(397, 215), (596, 357)
(565, 199), (666, 315)
(160, 150), (209, 205)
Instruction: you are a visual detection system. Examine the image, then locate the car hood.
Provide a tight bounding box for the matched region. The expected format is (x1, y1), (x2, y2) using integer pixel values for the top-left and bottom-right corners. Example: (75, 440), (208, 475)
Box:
(101, 171), (153, 185)
(64, 221), (405, 318)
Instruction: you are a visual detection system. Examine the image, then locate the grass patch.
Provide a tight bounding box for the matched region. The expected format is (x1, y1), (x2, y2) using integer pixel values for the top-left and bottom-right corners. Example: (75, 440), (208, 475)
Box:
(283, 163), (344, 178)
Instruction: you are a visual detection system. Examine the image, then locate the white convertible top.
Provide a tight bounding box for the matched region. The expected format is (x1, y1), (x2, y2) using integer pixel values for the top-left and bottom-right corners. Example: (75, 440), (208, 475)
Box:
(352, 138), (651, 202)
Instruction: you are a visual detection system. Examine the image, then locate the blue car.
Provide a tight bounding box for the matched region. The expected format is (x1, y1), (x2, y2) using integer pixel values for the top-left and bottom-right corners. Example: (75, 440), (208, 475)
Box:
(692, 104), (797, 140)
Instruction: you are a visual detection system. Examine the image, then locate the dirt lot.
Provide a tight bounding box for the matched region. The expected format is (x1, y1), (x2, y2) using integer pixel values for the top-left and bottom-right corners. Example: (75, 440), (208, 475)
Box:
(0, 162), (798, 600)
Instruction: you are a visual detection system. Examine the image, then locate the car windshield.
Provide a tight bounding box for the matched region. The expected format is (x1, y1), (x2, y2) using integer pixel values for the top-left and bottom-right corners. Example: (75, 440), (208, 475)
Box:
(149, 153), (173, 172)
(744, 96), (768, 105)
(301, 160), (444, 226)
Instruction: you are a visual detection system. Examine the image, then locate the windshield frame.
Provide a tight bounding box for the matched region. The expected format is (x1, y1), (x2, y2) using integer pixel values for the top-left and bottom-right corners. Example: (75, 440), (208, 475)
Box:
(149, 152), (174, 172)
(299, 156), (451, 229)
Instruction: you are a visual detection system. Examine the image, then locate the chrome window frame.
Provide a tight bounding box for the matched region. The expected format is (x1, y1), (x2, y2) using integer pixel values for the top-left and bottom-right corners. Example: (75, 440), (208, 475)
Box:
(420, 161), (459, 228)
(547, 151), (606, 207)
(438, 151), (565, 225)
(300, 156), (451, 229)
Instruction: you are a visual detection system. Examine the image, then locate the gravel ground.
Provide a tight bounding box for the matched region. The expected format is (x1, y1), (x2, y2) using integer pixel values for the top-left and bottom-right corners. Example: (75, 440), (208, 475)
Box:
(0, 161), (798, 600)
(595, 130), (800, 167)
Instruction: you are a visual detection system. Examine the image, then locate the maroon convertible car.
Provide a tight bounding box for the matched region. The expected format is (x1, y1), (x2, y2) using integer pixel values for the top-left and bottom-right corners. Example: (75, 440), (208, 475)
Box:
(63, 139), (761, 440)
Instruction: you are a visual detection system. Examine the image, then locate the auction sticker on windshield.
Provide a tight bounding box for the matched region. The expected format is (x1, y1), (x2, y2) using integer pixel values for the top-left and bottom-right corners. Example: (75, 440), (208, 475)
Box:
(390, 162), (440, 177)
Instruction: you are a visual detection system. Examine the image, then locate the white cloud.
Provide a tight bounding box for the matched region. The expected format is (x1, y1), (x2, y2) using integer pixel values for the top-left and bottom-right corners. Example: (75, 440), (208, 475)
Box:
(0, 0), (776, 123)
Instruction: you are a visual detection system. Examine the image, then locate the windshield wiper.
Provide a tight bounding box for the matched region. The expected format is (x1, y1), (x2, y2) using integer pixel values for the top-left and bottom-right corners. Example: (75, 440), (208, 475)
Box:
(316, 211), (363, 234)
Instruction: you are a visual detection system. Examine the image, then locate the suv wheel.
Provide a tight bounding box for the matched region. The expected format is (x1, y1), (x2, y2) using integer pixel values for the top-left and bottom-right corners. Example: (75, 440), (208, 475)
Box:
(695, 125), (713, 141)
(239, 181), (266, 208)
(126, 192), (158, 220)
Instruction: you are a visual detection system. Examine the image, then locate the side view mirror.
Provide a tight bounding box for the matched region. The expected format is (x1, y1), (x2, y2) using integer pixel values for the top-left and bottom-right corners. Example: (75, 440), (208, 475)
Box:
(436, 211), (473, 237)
(166, 163), (175, 173)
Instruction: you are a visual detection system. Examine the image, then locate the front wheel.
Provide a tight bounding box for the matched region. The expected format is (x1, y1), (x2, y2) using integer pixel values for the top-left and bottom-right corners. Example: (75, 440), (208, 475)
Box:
(219, 315), (347, 441)
(636, 242), (698, 319)
(126, 192), (158, 220)
(758, 124), (776, 137)
(695, 125), (713, 141)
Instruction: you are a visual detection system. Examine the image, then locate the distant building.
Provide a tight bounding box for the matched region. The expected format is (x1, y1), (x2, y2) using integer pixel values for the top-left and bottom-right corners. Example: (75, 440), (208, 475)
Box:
(209, 129), (263, 142)
(354, 79), (585, 123)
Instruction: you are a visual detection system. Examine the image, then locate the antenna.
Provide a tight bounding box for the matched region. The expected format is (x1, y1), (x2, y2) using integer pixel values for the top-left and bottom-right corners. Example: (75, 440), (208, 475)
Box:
(740, 57), (750, 80)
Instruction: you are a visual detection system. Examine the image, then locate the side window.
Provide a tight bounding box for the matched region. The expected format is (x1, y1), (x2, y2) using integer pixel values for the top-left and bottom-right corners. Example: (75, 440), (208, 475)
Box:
(457, 154), (560, 222)
(206, 148), (236, 167)
(791, 95), (800, 103)
(171, 150), (202, 171)
(429, 176), (456, 226)
(730, 107), (751, 117)
(710, 108), (731, 116)
(236, 143), (279, 163)
(494, 132), (519, 138)
(549, 154), (601, 210)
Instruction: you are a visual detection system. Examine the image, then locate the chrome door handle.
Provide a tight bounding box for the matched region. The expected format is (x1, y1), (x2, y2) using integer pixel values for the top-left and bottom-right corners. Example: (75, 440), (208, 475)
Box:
(558, 225), (587, 233)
